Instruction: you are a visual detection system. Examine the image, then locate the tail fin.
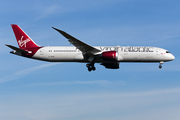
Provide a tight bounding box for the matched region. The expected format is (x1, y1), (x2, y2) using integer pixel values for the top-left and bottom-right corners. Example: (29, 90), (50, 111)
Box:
(11, 24), (39, 49)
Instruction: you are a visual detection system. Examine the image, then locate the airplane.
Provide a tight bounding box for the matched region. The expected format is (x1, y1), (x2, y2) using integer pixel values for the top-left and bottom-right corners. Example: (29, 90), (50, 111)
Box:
(6, 24), (175, 71)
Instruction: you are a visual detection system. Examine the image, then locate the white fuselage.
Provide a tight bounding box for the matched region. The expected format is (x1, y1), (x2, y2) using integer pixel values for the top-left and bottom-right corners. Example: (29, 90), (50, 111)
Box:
(32, 46), (175, 63)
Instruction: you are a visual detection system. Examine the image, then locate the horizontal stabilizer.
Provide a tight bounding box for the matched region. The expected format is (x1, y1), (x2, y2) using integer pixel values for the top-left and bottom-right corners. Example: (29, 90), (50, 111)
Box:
(5, 44), (28, 53)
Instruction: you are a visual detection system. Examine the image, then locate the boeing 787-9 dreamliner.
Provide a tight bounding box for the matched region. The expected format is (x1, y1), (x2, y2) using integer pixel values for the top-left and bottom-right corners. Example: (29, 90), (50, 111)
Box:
(6, 24), (175, 71)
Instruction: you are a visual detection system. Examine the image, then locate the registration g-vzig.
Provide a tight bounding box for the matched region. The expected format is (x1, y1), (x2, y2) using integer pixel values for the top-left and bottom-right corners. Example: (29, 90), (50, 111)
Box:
(6, 24), (175, 71)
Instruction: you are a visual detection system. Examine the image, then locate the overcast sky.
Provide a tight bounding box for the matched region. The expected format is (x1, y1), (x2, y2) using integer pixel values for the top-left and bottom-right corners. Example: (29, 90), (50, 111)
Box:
(0, 0), (180, 120)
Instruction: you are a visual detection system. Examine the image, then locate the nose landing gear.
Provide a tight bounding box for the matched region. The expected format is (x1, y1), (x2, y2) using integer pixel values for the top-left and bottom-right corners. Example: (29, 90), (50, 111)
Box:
(86, 63), (96, 72)
(159, 61), (164, 69)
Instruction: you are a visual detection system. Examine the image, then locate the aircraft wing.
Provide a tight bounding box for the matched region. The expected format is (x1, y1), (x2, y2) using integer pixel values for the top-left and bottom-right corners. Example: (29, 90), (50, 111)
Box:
(5, 44), (28, 53)
(52, 27), (101, 54)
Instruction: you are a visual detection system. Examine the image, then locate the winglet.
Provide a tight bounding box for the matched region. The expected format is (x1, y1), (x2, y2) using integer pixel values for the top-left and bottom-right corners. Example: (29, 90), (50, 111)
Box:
(52, 27), (79, 41)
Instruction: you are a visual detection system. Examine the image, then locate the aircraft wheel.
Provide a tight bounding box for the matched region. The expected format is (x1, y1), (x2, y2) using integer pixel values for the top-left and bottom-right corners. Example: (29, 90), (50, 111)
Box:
(159, 65), (162, 69)
(88, 68), (92, 72)
(86, 63), (95, 71)
(86, 64), (90, 68)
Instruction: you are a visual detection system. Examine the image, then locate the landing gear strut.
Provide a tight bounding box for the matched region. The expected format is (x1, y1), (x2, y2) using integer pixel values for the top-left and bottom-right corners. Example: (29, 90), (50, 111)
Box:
(86, 63), (96, 72)
(159, 61), (164, 69)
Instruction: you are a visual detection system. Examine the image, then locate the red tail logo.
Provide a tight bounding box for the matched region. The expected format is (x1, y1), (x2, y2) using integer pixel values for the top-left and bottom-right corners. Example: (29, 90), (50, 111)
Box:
(11, 24), (39, 49)
(18, 36), (31, 48)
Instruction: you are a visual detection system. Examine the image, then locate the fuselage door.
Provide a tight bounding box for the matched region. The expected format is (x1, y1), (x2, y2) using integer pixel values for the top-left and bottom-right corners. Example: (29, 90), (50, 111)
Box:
(156, 50), (160, 55)
(40, 49), (44, 55)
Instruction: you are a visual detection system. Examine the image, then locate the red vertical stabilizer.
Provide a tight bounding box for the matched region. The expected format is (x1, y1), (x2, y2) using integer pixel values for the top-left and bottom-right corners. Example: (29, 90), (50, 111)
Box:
(11, 24), (39, 49)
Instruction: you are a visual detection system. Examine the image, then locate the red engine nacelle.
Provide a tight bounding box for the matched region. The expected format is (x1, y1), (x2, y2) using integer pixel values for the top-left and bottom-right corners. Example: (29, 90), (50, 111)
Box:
(102, 51), (117, 61)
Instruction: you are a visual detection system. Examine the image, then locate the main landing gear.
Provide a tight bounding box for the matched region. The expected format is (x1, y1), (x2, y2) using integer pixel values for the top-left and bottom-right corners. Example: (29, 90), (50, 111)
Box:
(159, 61), (164, 69)
(86, 63), (96, 72)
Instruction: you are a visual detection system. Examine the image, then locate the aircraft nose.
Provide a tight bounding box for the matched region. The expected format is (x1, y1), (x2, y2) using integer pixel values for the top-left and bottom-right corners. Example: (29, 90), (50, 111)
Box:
(170, 54), (175, 60)
(172, 54), (175, 60)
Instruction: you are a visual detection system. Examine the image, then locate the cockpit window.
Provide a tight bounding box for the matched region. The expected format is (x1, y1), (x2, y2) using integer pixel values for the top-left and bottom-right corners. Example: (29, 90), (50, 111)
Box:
(166, 51), (170, 53)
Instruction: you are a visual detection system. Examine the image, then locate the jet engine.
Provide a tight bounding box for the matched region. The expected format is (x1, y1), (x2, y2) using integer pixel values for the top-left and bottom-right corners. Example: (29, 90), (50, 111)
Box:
(102, 51), (117, 61)
(101, 62), (119, 69)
